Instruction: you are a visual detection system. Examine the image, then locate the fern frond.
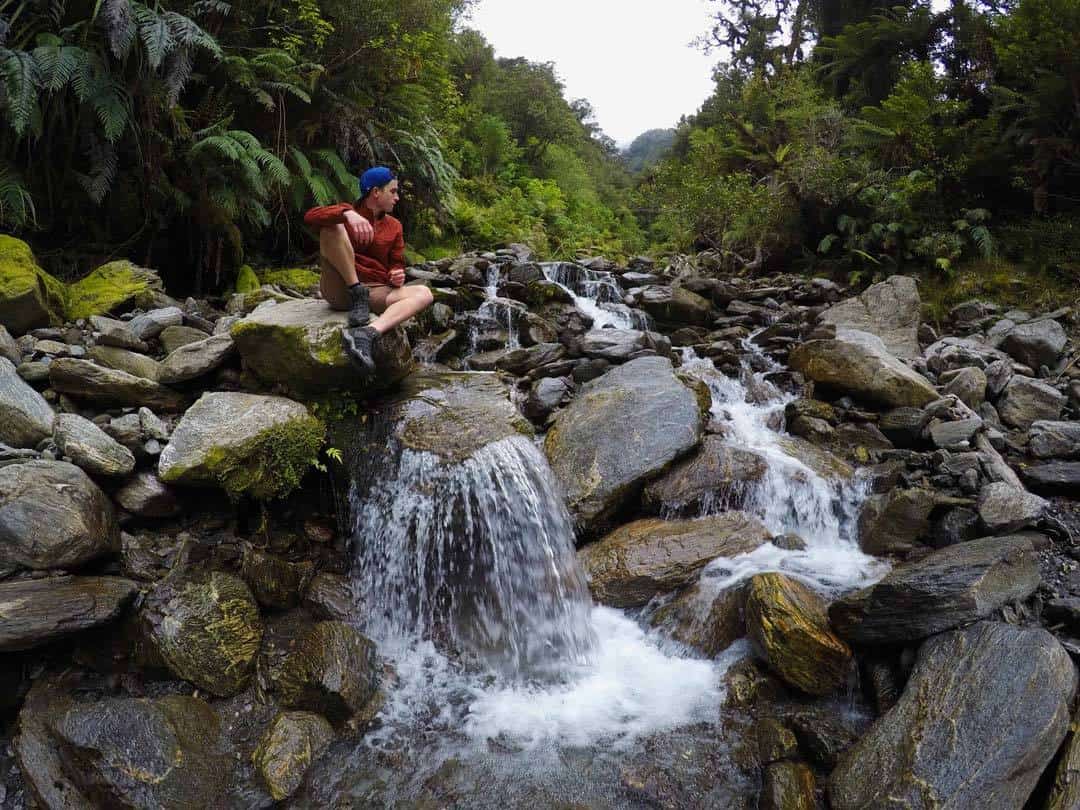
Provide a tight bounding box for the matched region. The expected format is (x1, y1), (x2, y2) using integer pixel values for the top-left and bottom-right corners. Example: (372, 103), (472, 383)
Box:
(191, 0), (232, 18)
(163, 11), (221, 58)
(192, 135), (243, 161)
(0, 162), (36, 227)
(1, 49), (43, 136)
(313, 149), (355, 191)
(132, 3), (174, 69)
(74, 137), (119, 203)
(969, 226), (994, 258)
(102, 0), (136, 59)
(288, 146), (313, 178)
(90, 78), (130, 141)
(163, 47), (193, 104)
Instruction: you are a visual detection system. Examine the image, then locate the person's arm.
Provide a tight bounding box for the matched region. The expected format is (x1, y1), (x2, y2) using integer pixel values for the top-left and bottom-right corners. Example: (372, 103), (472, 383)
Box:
(304, 204), (374, 246)
(387, 222), (406, 287)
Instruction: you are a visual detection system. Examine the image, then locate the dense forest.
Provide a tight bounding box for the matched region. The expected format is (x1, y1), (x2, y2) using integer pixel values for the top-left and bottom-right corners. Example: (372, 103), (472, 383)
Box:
(1, 0), (1079, 304)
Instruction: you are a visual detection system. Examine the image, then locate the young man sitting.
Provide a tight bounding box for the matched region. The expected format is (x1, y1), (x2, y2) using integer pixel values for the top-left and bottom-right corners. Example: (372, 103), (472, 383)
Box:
(303, 166), (434, 374)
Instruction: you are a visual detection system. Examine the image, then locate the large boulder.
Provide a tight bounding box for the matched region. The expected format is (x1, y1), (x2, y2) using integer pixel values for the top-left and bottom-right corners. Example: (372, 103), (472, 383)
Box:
(818, 275), (922, 360)
(976, 481), (1047, 533)
(638, 284), (713, 326)
(829, 534), (1041, 645)
(642, 436), (768, 516)
(66, 260), (164, 320)
(141, 567), (262, 696)
(0, 460), (118, 570)
(1045, 722), (1080, 810)
(857, 488), (941, 556)
(788, 329), (937, 409)
(15, 679), (95, 810)
(52, 694), (226, 808)
(0, 356), (55, 447)
(1000, 318), (1067, 369)
(0, 235), (66, 333)
(545, 356), (706, 531)
(0, 576), (138, 650)
(1030, 420), (1080, 459)
(829, 622), (1075, 810)
(158, 392), (324, 500)
(49, 358), (187, 411)
(156, 333), (236, 383)
(579, 328), (653, 362)
(274, 621), (379, 725)
(649, 580), (747, 657)
(578, 513), (770, 607)
(253, 711), (336, 801)
(998, 376), (1066, 429)
(1021, 461), (1080, 495)
(54, 413), (136, 477)
(231, 298), (413, 394)
(745, 572), (852, 696)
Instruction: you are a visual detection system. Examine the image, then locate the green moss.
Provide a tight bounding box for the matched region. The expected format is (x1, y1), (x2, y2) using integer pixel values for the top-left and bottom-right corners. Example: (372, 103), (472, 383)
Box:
(67, 260), (161, 320)
(256, 267), (321, 291)
(403, 247), (427, 265)
(235, 264), (260, 294)
(200, 415), (326, 500)
(0, 235), (67, 329)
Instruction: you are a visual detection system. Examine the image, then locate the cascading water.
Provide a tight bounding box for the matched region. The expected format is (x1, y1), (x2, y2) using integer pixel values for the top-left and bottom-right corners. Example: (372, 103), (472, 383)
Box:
(540, 261), (651, 331)
(465, 264), (522, 360)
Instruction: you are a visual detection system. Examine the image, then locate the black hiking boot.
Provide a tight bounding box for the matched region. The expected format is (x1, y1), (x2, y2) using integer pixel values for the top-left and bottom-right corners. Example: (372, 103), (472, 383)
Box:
(342, 325), (379, 376)
(347, 282), (371, 327)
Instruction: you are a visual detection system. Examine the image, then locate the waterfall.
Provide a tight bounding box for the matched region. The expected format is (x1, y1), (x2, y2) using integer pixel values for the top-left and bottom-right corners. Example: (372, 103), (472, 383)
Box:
(540, 261), (650, 331)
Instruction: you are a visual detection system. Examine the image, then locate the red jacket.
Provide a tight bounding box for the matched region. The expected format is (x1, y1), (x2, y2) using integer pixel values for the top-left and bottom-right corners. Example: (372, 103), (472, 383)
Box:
(304, 203), (405, 285)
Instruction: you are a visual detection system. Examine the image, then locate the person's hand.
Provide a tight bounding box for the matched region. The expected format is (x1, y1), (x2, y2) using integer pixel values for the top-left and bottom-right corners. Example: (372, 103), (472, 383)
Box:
(342, 210), (373, 247)
(389, 267), (406, 287)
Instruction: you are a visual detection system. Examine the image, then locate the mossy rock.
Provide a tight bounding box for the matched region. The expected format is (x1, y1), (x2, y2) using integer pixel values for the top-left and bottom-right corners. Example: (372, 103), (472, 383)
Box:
(158, 391), (324, 500)
(67, 260), (164, 321)
(241, 545), (315, 610)
(256, 267), (321, 293)
(253, 711), (335, 801)
(140, 568), (263, 696)
(0, 236), (66, 334)
(235, 264), (260, 294)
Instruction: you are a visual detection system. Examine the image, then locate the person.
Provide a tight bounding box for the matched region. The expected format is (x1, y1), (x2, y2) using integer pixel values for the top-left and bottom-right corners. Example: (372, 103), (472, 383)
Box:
(303, 166), (434, 374)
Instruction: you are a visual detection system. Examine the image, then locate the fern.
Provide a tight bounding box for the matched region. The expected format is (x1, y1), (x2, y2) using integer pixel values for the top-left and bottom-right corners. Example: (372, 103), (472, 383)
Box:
(0, 162), (36, 227)
(1, 49), (42, 136)
(190, 0), (232, 18)
(101, 0), (136, 59)
(132, 3), (174, 69)
(74, 137), (119, 203)
(163, 11), (220, 57)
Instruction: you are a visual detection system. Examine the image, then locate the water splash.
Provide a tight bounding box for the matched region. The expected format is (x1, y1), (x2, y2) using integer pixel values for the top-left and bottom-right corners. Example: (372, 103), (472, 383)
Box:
(541, 261), (650, 331)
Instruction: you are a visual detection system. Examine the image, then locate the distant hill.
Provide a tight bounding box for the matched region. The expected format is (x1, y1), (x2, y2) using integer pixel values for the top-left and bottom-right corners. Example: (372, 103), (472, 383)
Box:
(622, 128), (676, 174)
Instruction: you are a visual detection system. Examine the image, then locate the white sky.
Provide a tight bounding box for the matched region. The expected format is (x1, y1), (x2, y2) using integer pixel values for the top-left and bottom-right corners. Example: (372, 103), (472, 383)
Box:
(463, 0), (719, 147)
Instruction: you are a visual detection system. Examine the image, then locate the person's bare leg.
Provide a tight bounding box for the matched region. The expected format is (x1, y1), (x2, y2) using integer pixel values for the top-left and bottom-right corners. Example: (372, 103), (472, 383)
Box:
(320, 224), (371, 327)
(320, 224), (359, 286)
(369, 285), (435, 334)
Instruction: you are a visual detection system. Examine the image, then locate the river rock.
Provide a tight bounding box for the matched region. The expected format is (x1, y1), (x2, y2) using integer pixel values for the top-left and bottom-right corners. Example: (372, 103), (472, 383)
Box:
(828, 622), (1075, 810)
(638, 285), (713, 326)
(49, 358), (186, 411)
(492, 342), (566, 375)
(579, 513), (770, 608)
(89, 315), (150, 352)
(1001, 318), (1067, 369)
(274, 621), (379, 725)
(857, 488), (939, 556)
(943, 366), (987, 408)
(579, 328), (651, 361)
(1021, 461), (1080, 495)
(253, 711), (336, 801)
(545, 355), (706, 531)
(66, 260), (164, 320)
(818, 275), (922, 360)
(642, 436), (767, 515)
(141, 568), (263, 696)
(649, 580), (746, 656)
(523, 376), (574, 423)
(0, 325), (19, 364)
(0, 576), (138, 650)
(1030, 420), (1080, 459)
(159, 324), (210, 354)
(54, 413), (136, 477)
(775, 435), (855, 481)
(15, 679), (95, 809)
(127, 306), (183, 341)
(53, 694), (225, 808)
(86, 344), (160, 380)
(114, 471), (181, 518)
(998, 375), (1066, 429)
(828, 534), (1040, 645)
(303, 573), (355, 621)
(924, 336), (1010, 376)
(158, 392), (323, 500)
(761, 762), (817, 810)
(745, 572), (852, 696)
(230, 298), (413, 394)
(977, 481), (1047, 533)
(1045, 722), (1080, 810)
(788, 329), (937, 409)
(0, 460), (118, 570)
(0, 235), (66, 333)
(241, 545), (314, 610)
(157, 333), (236, 383)
(0, 357), (55, 447)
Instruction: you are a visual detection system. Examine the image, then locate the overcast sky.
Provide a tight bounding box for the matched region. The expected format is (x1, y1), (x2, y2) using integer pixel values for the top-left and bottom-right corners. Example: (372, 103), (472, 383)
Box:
(463, 0), (719, 147)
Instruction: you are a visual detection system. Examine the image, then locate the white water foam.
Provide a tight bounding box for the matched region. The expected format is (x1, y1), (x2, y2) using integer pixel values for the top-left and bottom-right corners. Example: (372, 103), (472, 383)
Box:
(540, 261), (650, 331)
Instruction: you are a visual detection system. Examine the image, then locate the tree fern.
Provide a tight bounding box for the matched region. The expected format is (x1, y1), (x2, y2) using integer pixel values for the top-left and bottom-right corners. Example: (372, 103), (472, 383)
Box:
(31, 36), (80, 92)
(101, 0), (136, 59)
(132, 3), (174, 70)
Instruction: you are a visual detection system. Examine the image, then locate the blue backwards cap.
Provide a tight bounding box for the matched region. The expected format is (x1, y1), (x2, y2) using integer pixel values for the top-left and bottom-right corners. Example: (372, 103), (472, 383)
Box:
(359, 166), (395, 197)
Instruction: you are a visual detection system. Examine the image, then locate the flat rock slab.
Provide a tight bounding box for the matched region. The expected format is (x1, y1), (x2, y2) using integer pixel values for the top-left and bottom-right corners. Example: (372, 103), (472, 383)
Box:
(578, 512), (770, 607)
(49, 358), (187, 411)
(0, 356), (55, 448)
(0, 460), (118, 570)
(829, 534), (1041, 645)
(829, 622), (1076, 810)
(0, 576), (138, 650)
(998, 375), (1066, 429)
(789, 329), (937, 409)
(231, 298), (413, 394)
(1030, 420), (1080, 459)
(86, 344), (160, 381)
(819, 275), (922, 360)
(54, 413), (135, 477)
(1021, 461), (1080, 495)
(157, 333), (236, 383)
(545, 355), (706, 531)
(579, 329), (651, 362)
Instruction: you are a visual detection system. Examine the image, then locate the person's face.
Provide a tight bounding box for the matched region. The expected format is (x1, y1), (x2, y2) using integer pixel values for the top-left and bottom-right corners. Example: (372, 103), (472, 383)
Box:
(371, 179), (399, 214)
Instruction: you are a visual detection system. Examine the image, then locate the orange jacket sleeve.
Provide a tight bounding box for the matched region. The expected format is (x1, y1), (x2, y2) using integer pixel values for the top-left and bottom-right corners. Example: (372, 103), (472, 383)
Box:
(388, 221), (406, 271)
(303, 203), (353, 229)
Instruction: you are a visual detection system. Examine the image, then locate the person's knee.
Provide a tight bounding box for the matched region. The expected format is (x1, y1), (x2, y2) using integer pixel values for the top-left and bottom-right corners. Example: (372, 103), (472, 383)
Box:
(414, 285), (434, 309)
(320, 224), (350, 249)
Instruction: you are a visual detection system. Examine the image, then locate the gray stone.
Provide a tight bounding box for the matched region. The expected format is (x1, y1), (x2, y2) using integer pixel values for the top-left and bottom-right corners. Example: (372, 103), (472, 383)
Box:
(984, 358), (1013, 399)
(928, 417), (982, 448)
(829, 534), (1041, 645)
(638, 285), (713, 326)
(253, 711), (335, 801)
(0, 460), (118, 570)
(523, 376), (573, 423)
(90, 315), (151, 352)
(303, 573), (355, 621)
(579, 328), (650, 362)
(1030, 420), (1080, 459)
(157, 333), (236, 383)
(158, 324), (210, 354)
(0, 576), (138, 650)
(642, 436), (767, 515)
(819, 275), (922, 359)
(998, 376), (1066, 429)
(545, 356), (706, 531)
(828, 622), (1075, 810)
(54, 413), (135, 477)
(1001, 318), (1068, 369)
(649, 579), (746, 657)
(16, 359), (49, 384)
(943, 366), (987, 408)
(114, 472), (181, 518)
(86, 345), (161, 381)
(0, 324), (20, 364)
(0, 357), (54, 448)
(788, 329), (938, 409)
(977, 482), (1047, 533)
(924, 336), (1010, 376)
(1021, 462), (1080, 495)
(128, 306), (184, 341)
(492, 342), (566, 376)
(49, 358), (186, 411)
(14, 679), (96, 810)
(857, 488), (940, 556)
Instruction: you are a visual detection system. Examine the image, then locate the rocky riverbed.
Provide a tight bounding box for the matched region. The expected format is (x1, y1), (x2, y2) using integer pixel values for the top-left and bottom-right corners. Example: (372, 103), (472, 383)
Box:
(1, 233), (1079, 808)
